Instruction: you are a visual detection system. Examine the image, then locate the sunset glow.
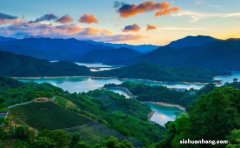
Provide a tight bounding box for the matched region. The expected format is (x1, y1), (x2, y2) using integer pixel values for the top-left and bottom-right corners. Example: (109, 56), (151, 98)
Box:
(0, 0), (239, 45)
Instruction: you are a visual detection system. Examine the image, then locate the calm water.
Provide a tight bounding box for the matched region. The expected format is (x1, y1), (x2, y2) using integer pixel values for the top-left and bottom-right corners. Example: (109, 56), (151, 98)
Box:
(18, 77), (206, 93)
(75, 62), (120, 72)
(108, 89), (182, 126)
(19, 77), (122, 93)
(147, 103), (183, 126)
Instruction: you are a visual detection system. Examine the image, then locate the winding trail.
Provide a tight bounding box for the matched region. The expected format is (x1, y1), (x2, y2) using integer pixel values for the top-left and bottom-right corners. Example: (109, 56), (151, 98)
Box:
(8, 96), (56, 109)
(8, 100), (35, 109)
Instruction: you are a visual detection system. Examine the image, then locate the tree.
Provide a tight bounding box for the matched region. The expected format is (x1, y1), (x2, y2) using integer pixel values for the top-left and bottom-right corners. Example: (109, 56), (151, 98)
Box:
(160, 87), (240, 147)
(227, 129), (240, 147)
(233, 78), (238, 83)
(190, 87), (240, 139)
(12, 125), (30, 140)
(74, 141), (90, 148)
(32, 137), (55, 148)
(95, 137), (134, 148)
(39, 130), (70, 148)
(103, 136), (119, 148)
(70, 133), (81, 148)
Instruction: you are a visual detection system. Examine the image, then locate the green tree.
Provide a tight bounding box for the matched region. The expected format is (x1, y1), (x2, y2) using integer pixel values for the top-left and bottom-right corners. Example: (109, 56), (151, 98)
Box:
(32, 137), (55, 148)
(70, 133), (81, 148)
(39, 130), (70, 148)
(190, 87), (240, 139)
(74, 141), (90, 148)
(12, 125), (30, 140)
(227, 129), (240, 148)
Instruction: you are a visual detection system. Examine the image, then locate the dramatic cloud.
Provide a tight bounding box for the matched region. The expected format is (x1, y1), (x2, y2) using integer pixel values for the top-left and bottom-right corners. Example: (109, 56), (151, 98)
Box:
(123, 24), (141, 32)
(147, 24), (157, 31)
(57, 15), (73, 24)
(0, 12), (144, 43)
(79, 14), (98, 24)
(33, 13), (57, 22)
(0, 12), (18, 25)
(1, 22), (83, 38)
(114, 1), (179, 18)
(155, 7), (179, 16)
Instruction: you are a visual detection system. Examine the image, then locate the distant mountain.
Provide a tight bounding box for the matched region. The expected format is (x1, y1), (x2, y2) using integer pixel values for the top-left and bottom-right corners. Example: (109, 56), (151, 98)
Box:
(1, 35), (240, 71)
(0, 37), (116, 61)
(167, 35), (219, 49)
(0, 50), (90, 77)
(0, 36), (16, 42)
(94, 63), (227, 82)
(0, 37), (153, 63)
(90, 41), (158, 53)
(80, 47), (141, 65)
(141, 37), (240, 71)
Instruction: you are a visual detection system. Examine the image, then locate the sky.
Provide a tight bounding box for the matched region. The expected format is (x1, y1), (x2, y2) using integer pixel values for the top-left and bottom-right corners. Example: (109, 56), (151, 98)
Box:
(0, 0), (240, 45)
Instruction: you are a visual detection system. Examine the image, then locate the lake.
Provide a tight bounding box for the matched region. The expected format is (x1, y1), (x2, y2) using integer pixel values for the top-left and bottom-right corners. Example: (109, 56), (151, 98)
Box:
(17, 71), (240, 126)
(21, 72), (240, 93)
(75, 62), (121, 72)
(18, 76), (206, 93)
(19, 77), (122, 93)
(147, 103), (183, 126)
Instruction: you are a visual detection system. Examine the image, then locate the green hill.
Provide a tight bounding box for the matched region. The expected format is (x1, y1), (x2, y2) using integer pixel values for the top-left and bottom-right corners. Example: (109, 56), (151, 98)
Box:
(0, 50), (90, 77)
(94, 63), (227, 82)
(10, 102), (90, 130)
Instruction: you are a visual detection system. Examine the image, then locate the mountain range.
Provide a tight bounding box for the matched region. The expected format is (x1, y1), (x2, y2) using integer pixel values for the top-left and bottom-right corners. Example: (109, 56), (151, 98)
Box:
(0, 50), (90, 77)
(142, 36), (240, 71)
(0, 35), (240, 71)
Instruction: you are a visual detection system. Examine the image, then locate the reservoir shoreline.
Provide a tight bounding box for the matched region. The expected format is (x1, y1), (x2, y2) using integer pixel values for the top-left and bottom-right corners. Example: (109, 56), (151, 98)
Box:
(13, 76), (208, 85)
(144, 101), (186, 111)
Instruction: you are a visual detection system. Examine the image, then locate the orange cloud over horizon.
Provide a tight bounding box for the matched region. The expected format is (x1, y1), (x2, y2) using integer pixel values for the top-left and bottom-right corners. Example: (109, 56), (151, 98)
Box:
(115, 1), (179, 18)
(155, 7), (179, 16)
(79, 14), (98, 24)
(57, 15), (74, 24)
(147, 24), (157, 31)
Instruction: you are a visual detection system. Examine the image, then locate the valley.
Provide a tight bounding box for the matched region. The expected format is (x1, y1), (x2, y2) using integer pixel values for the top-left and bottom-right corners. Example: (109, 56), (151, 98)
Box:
(1, 0), (240, 147)
(1, 35), (240, 147)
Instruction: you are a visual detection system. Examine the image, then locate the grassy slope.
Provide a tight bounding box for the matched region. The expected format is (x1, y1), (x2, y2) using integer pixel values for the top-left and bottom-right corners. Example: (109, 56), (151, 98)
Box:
(10, 102), (90, 130)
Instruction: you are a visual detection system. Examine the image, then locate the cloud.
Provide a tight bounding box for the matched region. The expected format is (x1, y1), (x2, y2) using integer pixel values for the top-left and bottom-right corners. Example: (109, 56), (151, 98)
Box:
(0, 20), (115, 40)
(33, 13), (57, 22)
(57, 15), (73, 24)
(123, 24), (141, 32)
(147, 24), (157, 31)
(1, 22), (83, 38)
(0, 12), (18, 25)
(106, 34), (143, 42)
(79, 14), (98, 24)
(0, 12), (143, 43)
(155, 7), (179, 16)
(80, 33), (143, 42)
(172, 10), (240, 22)
(114, 1), (179, 18)
(79, 28), (112, 36)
